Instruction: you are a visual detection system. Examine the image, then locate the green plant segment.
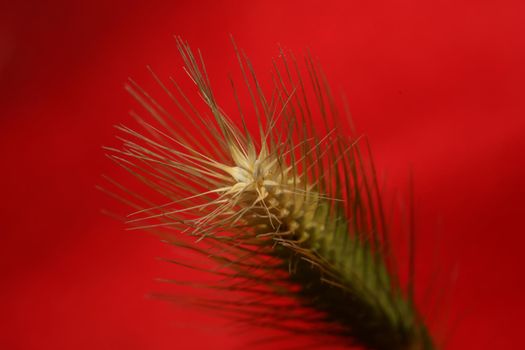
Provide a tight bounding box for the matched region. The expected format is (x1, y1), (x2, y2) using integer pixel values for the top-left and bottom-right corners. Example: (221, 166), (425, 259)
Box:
(105, 38), (435, 350)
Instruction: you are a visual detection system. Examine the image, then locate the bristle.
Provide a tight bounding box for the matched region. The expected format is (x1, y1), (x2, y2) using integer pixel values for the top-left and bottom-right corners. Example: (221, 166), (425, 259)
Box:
(106, 39), (435, 350)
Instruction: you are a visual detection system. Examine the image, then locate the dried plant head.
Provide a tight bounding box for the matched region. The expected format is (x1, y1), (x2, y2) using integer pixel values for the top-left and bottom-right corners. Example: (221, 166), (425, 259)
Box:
(102, 37), (437, 350)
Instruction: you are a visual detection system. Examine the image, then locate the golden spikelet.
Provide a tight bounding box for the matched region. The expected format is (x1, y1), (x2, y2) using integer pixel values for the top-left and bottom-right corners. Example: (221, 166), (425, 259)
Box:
(103, 37), (435, 350)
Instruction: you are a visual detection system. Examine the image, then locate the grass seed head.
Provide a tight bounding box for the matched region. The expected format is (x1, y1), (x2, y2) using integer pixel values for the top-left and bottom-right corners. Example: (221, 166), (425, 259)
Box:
(105, 38), (437, 350)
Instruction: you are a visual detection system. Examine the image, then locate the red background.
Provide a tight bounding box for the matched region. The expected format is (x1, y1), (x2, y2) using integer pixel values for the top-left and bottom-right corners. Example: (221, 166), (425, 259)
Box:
(1, 1), (524, 349)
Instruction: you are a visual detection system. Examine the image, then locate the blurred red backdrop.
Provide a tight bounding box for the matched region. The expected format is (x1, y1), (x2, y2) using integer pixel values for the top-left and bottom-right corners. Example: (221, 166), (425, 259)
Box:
(1, 1), (524, 349)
